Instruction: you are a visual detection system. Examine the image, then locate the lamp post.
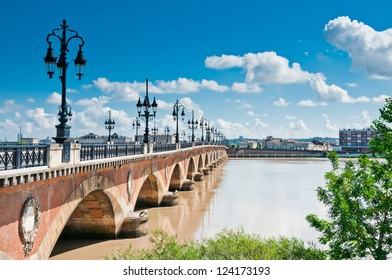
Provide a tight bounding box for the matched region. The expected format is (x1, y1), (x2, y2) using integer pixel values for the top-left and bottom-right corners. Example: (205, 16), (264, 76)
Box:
(132, 117), (141, 143)
(199, 117), (206, 142)
(105, 110), (115, 143)
(172, 100), (185, 143)
(164, 125), (170, 143)
(187, 110), (198, 143)
(136, 79), (158, 144)
(181, 130), (186, 142)
(152, 122), (158, 142)
(44, 19), (87, 144)
(206, 121), (212, 143)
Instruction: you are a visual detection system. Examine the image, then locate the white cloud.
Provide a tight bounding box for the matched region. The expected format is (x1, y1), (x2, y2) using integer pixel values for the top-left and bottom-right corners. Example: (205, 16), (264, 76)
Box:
(360, 110), (371, 126)
(345, 82), (358, 88)
(297, 99), (318, 107)
(201, 79), (229, 92)
(310, 73), (370, 103)
(273, 98), (289, 107)
(231, 82), (262, 93)
(156, 100), (173, 110)
(93, 77), (140, 101)
(205, 54), (244, 69)
(285, 115), (297, 120)
(26, 98), (35, 103)
(205, 51), (377, 103)
(25, 108), (58, 130)
(372, 95), (390, 105)
(76, 96), (111, 108)
(247, 111), (256, 116)
(179, 97), (204, 118)
(324, 16), (392, 79)
(322, 114), (339, 131)
(46, 92), (69, 105)
(253, 118), (268, 128)
(288, 120), (310, 131)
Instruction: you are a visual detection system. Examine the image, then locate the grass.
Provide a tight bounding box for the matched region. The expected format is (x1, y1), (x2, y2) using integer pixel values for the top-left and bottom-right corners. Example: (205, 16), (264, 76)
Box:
(105, 228), (326, 260)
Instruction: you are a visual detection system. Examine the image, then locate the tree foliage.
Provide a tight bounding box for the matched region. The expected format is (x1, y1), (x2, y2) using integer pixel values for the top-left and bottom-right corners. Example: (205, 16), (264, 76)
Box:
(106, 228), (326, 260)
(306, 98), (392, 260)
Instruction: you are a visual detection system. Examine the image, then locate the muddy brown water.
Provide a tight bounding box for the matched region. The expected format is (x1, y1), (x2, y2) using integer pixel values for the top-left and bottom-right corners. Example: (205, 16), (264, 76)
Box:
(50, 158), (330, 260)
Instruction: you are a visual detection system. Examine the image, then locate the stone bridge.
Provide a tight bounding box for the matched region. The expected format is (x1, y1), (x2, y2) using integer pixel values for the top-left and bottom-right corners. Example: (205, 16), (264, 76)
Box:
(0, 143), (227, 260)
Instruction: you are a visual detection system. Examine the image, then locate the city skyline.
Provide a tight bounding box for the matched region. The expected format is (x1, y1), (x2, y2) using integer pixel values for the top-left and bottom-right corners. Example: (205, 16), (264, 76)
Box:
(1, 0), (392, 141)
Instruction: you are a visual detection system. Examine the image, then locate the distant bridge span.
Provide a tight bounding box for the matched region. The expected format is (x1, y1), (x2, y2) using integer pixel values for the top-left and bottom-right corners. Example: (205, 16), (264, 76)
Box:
(0, 144), (227, 260)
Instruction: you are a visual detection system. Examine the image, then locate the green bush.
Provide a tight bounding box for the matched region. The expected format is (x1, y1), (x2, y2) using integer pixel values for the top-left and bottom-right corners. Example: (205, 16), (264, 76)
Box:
(106, 228), (326, 260)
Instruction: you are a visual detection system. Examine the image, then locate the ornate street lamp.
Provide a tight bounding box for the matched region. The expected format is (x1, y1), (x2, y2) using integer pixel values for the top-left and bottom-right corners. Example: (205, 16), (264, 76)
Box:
(44, 19), (87, 144)
(105, 110), (115, 143)
(188, 110), (198, 143)
(172, 100), (185, 143)
(152, 122), (158, 142)
(181, 130), (186, 142)
(136, 79), (158, 144)
(205, 121), (212, 143)
(132, 117), (141, 143)
(199, 117), (206, 142)
(164, 125), (170, 143)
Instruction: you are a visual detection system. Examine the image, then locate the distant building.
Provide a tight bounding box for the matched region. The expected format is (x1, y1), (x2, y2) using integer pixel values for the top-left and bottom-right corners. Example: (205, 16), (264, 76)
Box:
(135, 134), (176, 144)
(77, 132), (129, 144)
(263, 137), (332, 151)
(238, 140), (258, 149)
(339, 128), (375, 153)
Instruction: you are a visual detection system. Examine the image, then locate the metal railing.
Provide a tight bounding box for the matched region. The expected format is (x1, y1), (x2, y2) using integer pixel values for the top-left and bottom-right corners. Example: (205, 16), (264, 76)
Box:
(153, 143), (177, 153)
(0, 145), (48, 170)
(80, 143), (143, 161)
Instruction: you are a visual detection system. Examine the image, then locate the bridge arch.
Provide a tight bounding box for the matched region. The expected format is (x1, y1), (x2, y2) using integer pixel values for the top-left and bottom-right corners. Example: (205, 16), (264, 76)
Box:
(133, 165), (166, 210)
(36, 175), (126, 260)
(186, 157), (196, 180)
(169, 163), (183, 191)
(198, 154), (203, 172)
(204, 153), (209, 167)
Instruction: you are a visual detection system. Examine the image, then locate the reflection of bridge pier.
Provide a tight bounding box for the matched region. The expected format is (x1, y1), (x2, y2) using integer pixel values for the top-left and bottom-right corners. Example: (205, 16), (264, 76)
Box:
(0, 144), (227, 260)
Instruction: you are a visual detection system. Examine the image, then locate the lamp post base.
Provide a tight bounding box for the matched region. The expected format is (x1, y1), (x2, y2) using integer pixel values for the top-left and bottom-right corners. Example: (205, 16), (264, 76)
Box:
(53, 124), (71, 144)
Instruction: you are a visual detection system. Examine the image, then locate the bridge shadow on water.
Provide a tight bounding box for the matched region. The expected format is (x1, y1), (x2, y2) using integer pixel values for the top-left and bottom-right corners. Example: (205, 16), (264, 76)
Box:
(50, 238), (110, 258)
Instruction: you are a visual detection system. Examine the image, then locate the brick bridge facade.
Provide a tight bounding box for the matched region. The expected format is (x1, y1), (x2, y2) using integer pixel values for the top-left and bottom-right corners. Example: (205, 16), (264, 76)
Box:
(0, 145), (227, 260)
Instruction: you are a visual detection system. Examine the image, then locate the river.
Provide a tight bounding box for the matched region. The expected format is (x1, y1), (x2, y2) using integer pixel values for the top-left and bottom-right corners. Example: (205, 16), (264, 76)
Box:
(50, 158), (332, 260)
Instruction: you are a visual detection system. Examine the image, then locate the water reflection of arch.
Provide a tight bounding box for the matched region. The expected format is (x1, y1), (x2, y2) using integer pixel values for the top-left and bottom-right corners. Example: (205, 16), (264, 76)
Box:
(166, 160), (226, 239)
(133, 166), (165, 210)
(41, 175), (126, 260)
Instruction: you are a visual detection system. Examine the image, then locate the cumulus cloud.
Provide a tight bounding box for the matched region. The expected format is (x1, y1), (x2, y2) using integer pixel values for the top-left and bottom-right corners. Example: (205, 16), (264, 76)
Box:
(322, 114), (339, 131)
(285, 115), (297, 120)
(297, 99), (318, 107)
(372, 94), (390, 105)
(46, 92), (72, 105)
(310, 73), (369, 103)
(93, 77), (228, 98)
(75, 96), (111, 108)
(273, 98), (289, 107)
(93, 78), (140, 101)
(324, 16), (392, 79)
(25, 108), (58, 129)
(231, 82), (262, 93)
(205, 51), (377, 103)
(205, 54), (244, 69)
(288, 120), (310, 131)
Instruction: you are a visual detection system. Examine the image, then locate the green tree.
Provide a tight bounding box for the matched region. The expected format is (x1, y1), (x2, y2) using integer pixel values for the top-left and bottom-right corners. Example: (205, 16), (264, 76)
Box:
(306, 98), (392, 260)
(371, 97), (392, 160)
(306, 152), (392, 259)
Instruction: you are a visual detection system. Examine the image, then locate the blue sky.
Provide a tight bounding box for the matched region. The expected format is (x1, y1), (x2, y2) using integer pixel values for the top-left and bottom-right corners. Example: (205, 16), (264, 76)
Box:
(1, 0), (392, 141)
